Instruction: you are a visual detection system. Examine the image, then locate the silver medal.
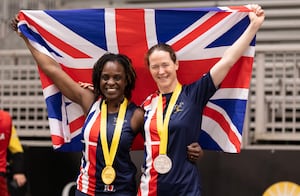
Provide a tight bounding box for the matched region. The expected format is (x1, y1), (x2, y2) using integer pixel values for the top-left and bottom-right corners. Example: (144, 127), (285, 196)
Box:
(153, 154), (172, 174)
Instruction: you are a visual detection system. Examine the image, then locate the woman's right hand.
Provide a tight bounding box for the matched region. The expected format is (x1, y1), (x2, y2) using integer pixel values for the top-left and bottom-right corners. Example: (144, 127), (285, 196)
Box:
(10, 15), (19, 31)
(187, 142), (204, 162)
(10, 15), (19, 32)
(10, 14), (24, 38)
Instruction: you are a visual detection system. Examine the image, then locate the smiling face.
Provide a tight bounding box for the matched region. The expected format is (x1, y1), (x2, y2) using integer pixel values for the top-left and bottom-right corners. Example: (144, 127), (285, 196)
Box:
(148, 49), (179, 93)
(100, 61), (127, 104)
(92, 53), (136, 103)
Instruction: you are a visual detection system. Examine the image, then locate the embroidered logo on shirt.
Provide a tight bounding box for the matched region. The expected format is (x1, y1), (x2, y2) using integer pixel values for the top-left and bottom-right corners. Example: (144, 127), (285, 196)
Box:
(104, 184), (116, 192)
(113, 117), (127, 126)
(173, 101), (184, 114)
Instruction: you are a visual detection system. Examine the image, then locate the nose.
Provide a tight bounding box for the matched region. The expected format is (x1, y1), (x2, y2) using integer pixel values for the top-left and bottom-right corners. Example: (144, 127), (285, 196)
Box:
(106, 77), (115, 85)
(158, 66), (165, 74)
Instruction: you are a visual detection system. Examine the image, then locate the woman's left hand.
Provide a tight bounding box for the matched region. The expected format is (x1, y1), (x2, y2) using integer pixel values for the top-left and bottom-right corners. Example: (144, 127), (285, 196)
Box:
(78, 81), (94, 91)
(247, 4), (265, 28)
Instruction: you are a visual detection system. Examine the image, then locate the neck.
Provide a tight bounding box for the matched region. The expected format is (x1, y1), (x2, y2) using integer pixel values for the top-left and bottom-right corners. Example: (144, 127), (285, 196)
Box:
(105, 97), (125, 113)
(158, 79), (179, 94)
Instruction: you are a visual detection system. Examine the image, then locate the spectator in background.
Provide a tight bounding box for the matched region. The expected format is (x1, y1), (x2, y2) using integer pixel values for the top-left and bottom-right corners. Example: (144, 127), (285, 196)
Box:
(0, 110), (27, 196)
(7, 125), (28, 196)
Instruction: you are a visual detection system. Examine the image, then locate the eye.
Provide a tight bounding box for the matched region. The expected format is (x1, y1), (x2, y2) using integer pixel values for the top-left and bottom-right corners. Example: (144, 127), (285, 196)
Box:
(113, 75), (122, 81)
(161, 63), (169, 68)
(150, 63), (169, 70)
(150, 64), (159, 70)
(101, 74), (109, 81)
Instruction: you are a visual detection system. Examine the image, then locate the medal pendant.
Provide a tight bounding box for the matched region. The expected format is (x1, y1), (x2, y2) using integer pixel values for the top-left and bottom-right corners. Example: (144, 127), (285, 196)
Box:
(153, 154), (172, 174)
(101, 166), (116, 185)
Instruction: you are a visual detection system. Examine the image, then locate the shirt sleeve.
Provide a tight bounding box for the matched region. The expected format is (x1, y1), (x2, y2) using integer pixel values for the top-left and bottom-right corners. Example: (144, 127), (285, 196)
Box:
(185, 72), (217, 107)
(8, 126), (24, 154)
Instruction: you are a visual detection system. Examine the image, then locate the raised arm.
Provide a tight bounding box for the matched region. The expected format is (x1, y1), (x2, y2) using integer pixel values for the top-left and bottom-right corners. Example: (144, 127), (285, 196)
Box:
(11, 17), (94, 115)
(210, 4), (265, 87)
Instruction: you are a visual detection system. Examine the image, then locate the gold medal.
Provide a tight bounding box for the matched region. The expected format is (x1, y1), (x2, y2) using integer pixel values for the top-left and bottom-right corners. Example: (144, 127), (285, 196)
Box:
(153, 154), (172, 174)
(101, 166), (116, 185)
(100, 98), (128, 184)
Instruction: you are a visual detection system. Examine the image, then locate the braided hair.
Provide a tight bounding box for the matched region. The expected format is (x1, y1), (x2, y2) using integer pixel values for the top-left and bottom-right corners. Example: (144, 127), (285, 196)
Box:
(92, 53), (136, 101)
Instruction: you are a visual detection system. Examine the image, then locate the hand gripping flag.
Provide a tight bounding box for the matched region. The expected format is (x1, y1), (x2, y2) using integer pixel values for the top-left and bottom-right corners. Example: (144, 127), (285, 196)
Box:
(17, 6), (255, 153)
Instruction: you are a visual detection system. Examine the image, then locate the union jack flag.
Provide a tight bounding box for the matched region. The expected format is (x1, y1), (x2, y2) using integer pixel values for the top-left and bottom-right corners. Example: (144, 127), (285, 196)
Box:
(17, 6), (255, 153)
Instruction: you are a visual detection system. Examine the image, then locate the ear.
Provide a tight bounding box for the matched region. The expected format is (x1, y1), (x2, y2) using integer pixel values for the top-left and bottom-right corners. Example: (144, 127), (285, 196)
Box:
(175, 60), (179, 70)
(125, 77), (128, 86)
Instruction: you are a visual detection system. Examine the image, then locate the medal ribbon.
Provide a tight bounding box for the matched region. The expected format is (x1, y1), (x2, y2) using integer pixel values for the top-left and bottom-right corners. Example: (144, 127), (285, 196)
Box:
(100, 98), (128, 166)
(157, 83), (182, 155)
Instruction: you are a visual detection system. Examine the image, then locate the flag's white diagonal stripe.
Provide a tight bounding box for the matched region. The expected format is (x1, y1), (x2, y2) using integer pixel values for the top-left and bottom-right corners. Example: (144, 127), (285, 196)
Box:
(210, 88), (249, 100)
(145, 9), (158, 49)
(105, 8), (119, 53)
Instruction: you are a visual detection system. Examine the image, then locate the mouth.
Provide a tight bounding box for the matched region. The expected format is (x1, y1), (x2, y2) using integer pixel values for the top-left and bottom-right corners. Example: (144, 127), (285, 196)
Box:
(157, 76), (168, 82)
(105, 88), (118, 93)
